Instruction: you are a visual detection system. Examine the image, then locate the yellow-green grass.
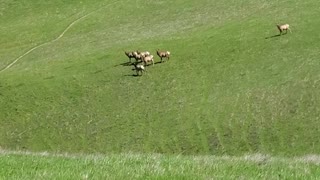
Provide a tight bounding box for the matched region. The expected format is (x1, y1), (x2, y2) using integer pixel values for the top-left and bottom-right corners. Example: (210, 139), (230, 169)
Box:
(1, 0), (320, 156)
(1, 150), (320, 179)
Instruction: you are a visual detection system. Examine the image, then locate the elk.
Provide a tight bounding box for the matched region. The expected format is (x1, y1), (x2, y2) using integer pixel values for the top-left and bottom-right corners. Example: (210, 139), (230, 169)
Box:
(156, 49), (170, 62)
(124, 51), (135, 62)
(276, 24), (291, 35)
(133, 51), (142, 61)
(141, 55), (154, 66)
(132, 63), (145, 76)
(139, 51), (150, 58)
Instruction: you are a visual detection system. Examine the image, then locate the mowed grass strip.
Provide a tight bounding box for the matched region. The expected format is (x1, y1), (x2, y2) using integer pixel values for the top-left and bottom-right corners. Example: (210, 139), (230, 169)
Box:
(1, 151), (320, 179)
(0, 0), (320, 156)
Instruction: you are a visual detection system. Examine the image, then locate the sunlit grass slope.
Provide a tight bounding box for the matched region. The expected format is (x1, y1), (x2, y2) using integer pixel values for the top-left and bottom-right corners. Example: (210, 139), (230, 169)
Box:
(1, 0), (320, 155)
(1, 151), (320, 179)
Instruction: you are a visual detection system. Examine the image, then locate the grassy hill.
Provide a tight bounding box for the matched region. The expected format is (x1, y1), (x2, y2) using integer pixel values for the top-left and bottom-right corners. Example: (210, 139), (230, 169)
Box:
(1, 0), (320, 156)
(2, 151), (320, 179)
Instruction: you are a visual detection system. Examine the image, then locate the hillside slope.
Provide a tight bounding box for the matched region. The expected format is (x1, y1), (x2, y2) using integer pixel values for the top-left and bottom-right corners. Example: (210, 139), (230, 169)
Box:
(2, 151), (320, 179)
(1, 0), (320, 155)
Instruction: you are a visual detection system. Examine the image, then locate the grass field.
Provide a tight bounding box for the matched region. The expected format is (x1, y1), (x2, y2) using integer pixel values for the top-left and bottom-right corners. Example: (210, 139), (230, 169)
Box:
(1, 0), (320, 163)
(2, 150), (320, 179)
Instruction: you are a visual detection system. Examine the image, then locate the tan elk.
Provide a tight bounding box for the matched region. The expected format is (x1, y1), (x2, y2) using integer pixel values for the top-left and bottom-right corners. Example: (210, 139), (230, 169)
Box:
(141, 55), (154, 66)
(133, 51), (142, 61)
(139, 51), (150, 58)
(124, 51), (135, 62)
(156, 49), (170, 62)
(132, 63), (146, 76)
(276, 24), (291, 35)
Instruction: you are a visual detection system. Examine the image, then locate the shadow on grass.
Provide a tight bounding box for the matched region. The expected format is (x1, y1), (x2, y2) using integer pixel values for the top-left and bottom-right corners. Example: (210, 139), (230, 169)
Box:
(114, 61), (136, 67)
(116, 59), (165, 67)
(265, 34), (281, 39)
(121, 67), (144, 77)
(265, 33), (289, 39)
(154, 60), (170, 65)
(124, 74), (142, 77)
(120, 61), (133, 66)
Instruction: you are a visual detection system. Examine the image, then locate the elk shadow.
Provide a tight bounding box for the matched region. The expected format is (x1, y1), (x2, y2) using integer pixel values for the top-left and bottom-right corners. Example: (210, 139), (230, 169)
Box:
(155, 60), (169, 64)
(119, 61), (150, 67)
(124, 74), (141, 77)
(123, 67), (144, 77)
(265, 34), (282, 39)
(114, 61), (135, 67)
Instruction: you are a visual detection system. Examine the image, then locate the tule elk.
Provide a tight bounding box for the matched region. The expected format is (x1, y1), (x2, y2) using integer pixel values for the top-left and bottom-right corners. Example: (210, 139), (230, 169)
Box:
(156, 49), (170, 62)
(276, 24), (291, 35)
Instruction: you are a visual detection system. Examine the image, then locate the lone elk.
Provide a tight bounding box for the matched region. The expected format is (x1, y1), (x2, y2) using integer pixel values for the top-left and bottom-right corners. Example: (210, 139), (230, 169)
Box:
(276, 24), (291, 35)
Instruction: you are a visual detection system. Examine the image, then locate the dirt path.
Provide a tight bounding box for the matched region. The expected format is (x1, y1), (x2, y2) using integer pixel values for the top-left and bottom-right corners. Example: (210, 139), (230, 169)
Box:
(0, 1), (119, 73)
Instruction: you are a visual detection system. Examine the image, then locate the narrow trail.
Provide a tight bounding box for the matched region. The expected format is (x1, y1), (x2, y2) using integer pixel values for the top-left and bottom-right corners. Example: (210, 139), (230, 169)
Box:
(0, 1), (119, 73)
(1, 149), (320, 164)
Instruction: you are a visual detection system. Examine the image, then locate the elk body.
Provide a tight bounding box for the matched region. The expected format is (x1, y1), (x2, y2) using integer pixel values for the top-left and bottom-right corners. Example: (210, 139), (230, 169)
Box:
(133, 51), (142, 61)
(276, 24), (291, 35)
(156, 50), (170, 62)
(123, 49), (170, 76)
(141, 55), (154, 66)
(125, 51), (135, 62)
(139, 51), (150, 58)
(132, 63), (145, 76)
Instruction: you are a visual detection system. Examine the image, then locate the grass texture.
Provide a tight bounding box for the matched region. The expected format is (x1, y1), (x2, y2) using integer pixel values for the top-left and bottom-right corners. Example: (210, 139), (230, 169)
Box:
(1, 0), (320, 156)
(1, 150), (320, 179)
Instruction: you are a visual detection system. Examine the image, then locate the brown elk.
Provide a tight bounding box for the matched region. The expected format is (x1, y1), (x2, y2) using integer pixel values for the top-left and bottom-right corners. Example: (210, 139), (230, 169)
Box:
(124, 51), (135, 62)
(156, 49), (170, 62)
(139, 51), (150, 58)
(133, 51), (142, 61)
(141, 55), (154, 66)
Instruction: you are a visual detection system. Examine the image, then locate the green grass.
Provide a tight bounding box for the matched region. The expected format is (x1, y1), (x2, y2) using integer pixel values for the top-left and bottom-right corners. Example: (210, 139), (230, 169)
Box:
(1, 0), (320, 156)
(1, 151), (320, 179)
